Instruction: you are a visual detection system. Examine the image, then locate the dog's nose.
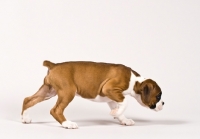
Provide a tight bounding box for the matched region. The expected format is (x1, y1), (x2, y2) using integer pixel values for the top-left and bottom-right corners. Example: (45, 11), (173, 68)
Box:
(162, 102), (165, 105)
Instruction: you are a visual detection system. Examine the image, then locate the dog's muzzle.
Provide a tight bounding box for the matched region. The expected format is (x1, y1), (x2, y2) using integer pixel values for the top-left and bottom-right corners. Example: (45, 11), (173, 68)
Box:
(153, 100), (164, 112)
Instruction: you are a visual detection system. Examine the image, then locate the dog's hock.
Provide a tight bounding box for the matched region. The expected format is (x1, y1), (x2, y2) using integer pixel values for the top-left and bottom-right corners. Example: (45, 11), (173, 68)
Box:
(62, 120), (78, 129)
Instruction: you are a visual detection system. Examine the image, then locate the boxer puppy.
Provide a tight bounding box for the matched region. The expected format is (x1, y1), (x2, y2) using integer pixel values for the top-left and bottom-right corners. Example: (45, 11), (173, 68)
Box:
(21, 61), (164, 129)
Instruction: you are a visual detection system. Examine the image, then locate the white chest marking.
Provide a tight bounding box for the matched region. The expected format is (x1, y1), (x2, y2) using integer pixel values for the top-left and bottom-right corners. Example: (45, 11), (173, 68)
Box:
(123, 72), (146, 96)
(123, 72), (148, 107)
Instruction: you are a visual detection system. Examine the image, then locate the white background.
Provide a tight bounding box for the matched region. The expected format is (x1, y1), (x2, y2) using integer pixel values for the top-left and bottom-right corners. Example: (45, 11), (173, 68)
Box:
(0, 0), (200, 139)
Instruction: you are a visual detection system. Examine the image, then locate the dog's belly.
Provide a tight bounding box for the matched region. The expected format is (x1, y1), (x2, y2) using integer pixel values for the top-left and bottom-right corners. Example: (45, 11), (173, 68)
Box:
(75, 93), (112, 102)
(89, 95), (112, 102)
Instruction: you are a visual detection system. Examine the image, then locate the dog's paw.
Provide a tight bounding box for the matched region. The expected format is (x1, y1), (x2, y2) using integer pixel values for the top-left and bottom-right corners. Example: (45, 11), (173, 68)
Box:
(120, 118), (135, 126)
(21, 111), (32, 124)
(62, 121), (78, 129)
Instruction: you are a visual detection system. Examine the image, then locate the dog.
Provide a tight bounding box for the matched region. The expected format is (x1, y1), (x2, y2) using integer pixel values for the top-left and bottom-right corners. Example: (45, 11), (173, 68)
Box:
(21, 61), (164, 129)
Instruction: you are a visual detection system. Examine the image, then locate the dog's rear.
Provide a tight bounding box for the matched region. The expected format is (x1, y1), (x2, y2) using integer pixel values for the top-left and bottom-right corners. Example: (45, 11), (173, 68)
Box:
(21, 61), (57, 123)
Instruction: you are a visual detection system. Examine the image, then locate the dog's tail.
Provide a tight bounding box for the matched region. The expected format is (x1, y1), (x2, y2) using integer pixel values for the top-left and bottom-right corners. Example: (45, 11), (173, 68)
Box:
(43, 60), (56, 69)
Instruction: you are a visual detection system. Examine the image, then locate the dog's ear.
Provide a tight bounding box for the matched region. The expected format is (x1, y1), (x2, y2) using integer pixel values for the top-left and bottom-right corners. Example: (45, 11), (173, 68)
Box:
(141, 84), (150, 103)
(143, 84), (149, 95)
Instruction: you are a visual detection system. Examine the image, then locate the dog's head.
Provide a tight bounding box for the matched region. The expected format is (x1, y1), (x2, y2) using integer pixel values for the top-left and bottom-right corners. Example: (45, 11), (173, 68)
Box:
(134, 79), (164, 111)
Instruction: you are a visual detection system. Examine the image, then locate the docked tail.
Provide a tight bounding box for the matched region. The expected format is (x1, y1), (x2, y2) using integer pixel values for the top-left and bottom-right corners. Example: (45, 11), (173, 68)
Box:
(43, 60), (56, 69)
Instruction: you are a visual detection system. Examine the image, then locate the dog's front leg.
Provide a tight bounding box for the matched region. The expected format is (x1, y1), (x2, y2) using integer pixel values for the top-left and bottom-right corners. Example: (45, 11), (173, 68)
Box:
(109, 97), (128, 117)
(108, 99), (135, 126)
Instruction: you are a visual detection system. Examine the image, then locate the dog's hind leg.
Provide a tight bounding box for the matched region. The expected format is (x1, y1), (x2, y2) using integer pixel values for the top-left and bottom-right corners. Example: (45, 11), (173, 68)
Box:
(50, 86), (78, 129)
(21, 84), (56, 123)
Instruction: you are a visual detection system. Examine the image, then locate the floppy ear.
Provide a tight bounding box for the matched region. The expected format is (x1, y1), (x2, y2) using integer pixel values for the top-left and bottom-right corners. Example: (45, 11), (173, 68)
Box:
(142, 84), (150, 102)
(143, 85), (149, 95)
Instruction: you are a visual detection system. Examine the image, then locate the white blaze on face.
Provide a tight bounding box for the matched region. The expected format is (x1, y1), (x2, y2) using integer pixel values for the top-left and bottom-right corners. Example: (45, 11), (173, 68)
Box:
(155, 100), (164, 111)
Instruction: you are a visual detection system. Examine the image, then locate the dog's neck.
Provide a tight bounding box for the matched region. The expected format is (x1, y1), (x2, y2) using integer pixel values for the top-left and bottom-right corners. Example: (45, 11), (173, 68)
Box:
(123, 72), (147, 97)
(128, 72), (147, 107)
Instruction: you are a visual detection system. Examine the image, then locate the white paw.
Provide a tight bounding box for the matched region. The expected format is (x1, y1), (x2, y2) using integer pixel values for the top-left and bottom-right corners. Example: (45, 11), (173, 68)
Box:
(62, 121), (78, 129)
(21, 110), (32, 124)
(120, 118), (135, 126)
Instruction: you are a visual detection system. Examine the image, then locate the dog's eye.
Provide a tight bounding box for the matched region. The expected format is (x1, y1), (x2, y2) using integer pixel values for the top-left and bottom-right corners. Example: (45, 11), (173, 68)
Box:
(156, 94), (161, 101)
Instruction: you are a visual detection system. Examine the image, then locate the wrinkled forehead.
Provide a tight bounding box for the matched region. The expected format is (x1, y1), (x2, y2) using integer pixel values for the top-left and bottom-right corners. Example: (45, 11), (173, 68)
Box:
(145, 79), (161, 91)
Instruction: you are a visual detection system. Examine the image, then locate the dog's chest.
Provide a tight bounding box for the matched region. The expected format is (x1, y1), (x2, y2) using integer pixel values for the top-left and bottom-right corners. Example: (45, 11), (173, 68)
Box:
(75, 93), (112, 102)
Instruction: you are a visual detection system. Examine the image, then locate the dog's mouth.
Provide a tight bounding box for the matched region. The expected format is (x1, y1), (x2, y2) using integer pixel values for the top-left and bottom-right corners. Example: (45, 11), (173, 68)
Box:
(150, 100), (164, 112)
(149, 104), (156, 109)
